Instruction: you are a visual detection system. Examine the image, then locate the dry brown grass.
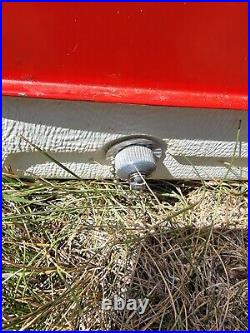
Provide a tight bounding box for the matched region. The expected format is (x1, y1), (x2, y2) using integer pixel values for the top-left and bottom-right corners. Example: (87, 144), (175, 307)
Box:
(2, 175), (248, 330)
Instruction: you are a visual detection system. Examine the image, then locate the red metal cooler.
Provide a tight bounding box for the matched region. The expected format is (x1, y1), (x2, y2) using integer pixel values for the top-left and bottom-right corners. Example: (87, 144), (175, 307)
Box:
(2, 2), (248, 182)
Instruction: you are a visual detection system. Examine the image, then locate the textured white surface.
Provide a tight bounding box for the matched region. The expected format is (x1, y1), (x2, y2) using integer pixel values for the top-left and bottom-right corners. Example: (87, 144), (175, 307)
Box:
(2, 96), (247, 180)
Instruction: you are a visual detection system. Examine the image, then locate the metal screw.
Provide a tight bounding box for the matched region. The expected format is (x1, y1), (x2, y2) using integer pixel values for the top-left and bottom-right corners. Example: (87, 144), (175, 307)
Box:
(129, 172), (146, 190)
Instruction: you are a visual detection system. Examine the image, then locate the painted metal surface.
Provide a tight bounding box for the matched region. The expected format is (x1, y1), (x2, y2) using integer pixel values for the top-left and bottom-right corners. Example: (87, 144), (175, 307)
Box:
(2, 2), (248, 110)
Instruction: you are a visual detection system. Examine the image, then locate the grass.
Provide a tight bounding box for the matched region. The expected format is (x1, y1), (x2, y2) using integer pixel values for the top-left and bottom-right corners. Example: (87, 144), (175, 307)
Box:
(2, 174), (248, 330)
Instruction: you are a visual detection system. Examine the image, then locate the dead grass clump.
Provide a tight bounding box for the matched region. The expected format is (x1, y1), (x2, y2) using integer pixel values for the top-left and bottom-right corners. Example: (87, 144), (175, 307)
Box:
(2, 176), (248, 330)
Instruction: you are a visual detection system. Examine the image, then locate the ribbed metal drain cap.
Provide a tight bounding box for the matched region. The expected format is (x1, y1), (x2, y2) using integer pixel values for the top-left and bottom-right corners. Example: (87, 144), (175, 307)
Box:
(104, 135), (165, 190)
(114, 145), (156, 188)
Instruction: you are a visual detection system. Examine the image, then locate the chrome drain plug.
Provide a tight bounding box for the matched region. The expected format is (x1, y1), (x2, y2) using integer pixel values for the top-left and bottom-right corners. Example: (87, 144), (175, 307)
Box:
(115, 145), (156, 189)
(105, 137), (163, 190)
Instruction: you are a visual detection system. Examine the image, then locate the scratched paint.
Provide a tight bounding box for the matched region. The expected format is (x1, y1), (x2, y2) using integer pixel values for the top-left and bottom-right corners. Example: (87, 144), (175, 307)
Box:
(2, 2), (248, 110)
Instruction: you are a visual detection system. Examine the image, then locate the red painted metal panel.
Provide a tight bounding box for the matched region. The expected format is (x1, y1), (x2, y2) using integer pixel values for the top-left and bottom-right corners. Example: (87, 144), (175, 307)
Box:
(2, 2), (248, 110)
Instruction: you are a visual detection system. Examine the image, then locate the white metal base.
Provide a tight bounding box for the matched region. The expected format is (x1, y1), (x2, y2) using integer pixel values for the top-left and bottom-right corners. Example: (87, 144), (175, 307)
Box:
(2, 97), (247, 180)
